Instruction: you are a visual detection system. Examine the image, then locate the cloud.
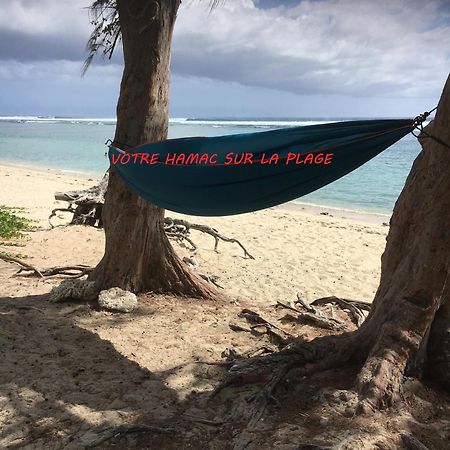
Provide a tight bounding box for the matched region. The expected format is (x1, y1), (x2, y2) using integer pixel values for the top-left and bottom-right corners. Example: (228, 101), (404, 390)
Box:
(173, 0), (450, 97)
(0, 0), (448, 116)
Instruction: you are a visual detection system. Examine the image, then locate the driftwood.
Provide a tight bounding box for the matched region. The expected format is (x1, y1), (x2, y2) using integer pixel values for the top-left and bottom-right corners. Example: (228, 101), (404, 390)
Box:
(51, 174), (254, 258)
(50, 172), (109, 228)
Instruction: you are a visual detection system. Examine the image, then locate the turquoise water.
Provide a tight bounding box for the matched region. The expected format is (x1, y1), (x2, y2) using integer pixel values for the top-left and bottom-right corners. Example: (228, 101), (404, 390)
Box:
(0, 117), (421, 214)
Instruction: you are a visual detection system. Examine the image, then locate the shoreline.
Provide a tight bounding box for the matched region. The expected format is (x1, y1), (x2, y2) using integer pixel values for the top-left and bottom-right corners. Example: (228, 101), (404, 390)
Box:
(0, 160), (391, 225)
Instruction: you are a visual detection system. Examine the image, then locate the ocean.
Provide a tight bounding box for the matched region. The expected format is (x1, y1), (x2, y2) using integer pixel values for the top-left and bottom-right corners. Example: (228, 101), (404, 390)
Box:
(0, 116), (422, 215)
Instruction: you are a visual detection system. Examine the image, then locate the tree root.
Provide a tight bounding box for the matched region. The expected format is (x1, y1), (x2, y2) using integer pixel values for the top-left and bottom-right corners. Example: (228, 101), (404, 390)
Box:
(84, 423), (175, 448)
(48, 206), (76, 228)
(220, 292), (437, 427)
(236, 308), (296, 348)
(50, 181), (255, 259)
(0, 253), (44, 277)
(164, 217), (254, 259)
(311, 296), (370, 327)
(212, 332), (360, 428)
(0, 254), (93, 279)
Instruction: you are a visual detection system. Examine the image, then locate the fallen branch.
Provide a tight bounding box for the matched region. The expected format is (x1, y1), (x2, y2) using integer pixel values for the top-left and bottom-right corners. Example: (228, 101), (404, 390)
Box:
(55, 172), (108, 205)
(184, 414), (227, 427)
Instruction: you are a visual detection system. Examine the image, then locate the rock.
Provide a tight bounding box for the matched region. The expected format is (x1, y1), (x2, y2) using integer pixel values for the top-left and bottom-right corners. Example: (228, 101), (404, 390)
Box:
(49, 279), (99, 303)
(98, 287), (137, 312)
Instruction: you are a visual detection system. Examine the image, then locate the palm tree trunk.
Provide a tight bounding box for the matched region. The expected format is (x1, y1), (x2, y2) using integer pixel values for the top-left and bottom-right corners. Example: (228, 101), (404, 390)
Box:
(90, 0), (220, 299)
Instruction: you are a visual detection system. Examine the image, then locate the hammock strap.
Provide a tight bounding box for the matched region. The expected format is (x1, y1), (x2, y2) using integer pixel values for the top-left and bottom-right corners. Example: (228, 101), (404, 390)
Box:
(412, 106), (450, 149)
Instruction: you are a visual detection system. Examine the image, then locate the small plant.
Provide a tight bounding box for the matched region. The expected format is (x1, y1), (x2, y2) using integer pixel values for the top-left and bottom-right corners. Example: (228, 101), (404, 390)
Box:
(0, 205), (33, 240)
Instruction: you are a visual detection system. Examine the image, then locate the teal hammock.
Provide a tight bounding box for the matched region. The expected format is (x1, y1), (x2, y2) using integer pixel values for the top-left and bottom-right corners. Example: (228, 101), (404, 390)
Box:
(108, 118), (417, 216)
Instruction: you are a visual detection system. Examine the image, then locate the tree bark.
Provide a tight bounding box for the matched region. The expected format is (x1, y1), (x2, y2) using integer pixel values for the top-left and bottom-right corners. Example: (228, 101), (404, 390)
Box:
(90, 0), (220, 299)
(355, 75), (450, 410)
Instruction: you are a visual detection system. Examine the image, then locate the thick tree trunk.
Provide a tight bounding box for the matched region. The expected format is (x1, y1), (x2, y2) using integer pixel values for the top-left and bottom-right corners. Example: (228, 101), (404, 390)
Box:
(90, 0), (220, 299)
(355, 75), (450, 410)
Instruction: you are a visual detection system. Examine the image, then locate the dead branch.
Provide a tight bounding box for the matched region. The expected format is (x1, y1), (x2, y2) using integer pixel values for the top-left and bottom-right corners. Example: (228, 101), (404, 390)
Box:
(183, 414), (227, 427)
(199, 273), (224, 289)
(48, 206), (77, 228)
(280, 311), (346, 331)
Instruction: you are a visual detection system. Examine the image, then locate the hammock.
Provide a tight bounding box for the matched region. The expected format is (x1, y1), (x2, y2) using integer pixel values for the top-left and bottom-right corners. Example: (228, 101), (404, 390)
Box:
(109, 119), (415, 216)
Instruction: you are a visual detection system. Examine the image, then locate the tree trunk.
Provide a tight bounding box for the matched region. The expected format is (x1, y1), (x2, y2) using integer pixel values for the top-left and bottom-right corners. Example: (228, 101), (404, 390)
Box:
(90, 0), (220, 299)
(355, 74), (450, 410)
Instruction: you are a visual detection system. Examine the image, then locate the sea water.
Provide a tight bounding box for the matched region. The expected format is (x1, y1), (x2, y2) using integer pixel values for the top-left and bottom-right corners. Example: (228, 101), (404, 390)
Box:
(0, 116), (422, 215)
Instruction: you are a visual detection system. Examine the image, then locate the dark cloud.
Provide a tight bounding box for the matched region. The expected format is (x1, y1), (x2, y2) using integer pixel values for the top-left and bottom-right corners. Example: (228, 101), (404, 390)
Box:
(0, 29), (85, 61)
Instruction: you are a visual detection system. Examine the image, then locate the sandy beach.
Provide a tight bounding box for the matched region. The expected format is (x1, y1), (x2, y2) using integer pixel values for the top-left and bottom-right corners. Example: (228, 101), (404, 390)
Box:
(2, 161), (449, 450)
(0, 162), (389, 304)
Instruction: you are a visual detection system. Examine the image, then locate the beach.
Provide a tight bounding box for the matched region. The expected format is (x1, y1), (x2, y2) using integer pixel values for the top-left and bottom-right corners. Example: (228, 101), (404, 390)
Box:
(2, 164), (449, 450)
(6, 162), (446, 450)
(0, 162), (389, 304)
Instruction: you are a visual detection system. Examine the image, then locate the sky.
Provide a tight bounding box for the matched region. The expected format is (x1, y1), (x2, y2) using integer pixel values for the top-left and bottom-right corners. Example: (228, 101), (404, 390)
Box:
(0, 0), (449, 118)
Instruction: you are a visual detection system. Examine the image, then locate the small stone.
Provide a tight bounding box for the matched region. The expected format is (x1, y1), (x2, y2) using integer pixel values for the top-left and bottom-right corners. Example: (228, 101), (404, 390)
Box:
(98, 287), (137, 312)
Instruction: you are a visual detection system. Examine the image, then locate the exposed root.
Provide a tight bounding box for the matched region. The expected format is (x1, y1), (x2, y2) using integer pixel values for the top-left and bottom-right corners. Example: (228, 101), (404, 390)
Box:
(1, 254), (93, 279)
(237, 308), (296, 347)
(311, 296), (370, 327)
(48, 206), (77, 228)
(355, 290), (443, 413)
(164, 217), (254, 259)
(212, 332), (361, 426)
(275, 299), (349, 331)
(84, 423), (175, 448)
(245, 363), (292, 429)
(0, 253), (44, 277)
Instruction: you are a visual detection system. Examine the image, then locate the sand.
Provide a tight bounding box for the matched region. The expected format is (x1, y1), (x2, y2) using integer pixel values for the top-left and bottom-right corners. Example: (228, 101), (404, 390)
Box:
(3, 162), (446, 449)
(0, 162), (389, 304)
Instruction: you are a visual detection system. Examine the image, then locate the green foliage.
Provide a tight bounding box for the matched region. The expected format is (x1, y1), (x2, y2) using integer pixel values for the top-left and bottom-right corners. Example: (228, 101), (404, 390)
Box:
(0, 205), (33, 240)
